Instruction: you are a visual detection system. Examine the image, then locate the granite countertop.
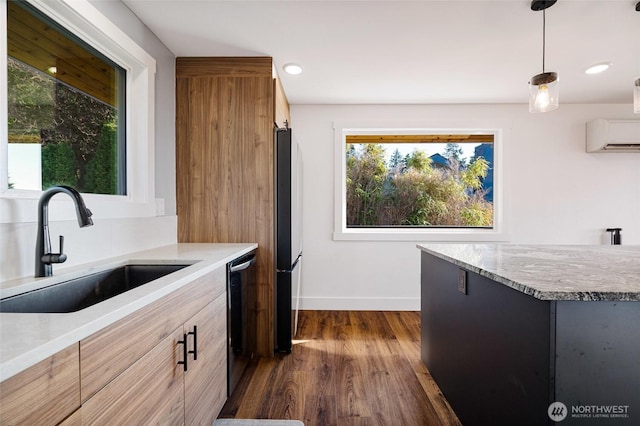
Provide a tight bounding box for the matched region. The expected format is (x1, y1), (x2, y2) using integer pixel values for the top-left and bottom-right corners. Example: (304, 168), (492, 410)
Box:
(0, 243), (257, 382)
(417, 244), (640, 302)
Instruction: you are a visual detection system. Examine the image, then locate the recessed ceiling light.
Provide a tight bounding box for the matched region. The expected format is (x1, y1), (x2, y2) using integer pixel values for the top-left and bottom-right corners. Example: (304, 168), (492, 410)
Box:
(283, 63), (303, 75)
(47, 66), (57, 74)
(585, 62), (612, 74)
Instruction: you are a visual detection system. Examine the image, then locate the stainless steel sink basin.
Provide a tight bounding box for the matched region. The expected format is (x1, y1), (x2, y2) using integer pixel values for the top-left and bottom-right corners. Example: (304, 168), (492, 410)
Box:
(0, 264), (190, 313)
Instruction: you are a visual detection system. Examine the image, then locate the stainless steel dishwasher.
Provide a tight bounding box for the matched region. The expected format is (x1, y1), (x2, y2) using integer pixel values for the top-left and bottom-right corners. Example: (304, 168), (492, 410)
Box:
(226, 250), (256, 396)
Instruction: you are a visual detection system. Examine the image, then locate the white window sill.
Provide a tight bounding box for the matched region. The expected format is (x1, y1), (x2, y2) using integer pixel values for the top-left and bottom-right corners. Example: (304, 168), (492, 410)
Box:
(334, 227), (510, 242)
(0, 189), (161, 223)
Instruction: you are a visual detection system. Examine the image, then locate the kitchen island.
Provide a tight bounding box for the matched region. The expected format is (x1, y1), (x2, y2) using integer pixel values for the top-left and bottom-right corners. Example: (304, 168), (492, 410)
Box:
(418, 244), (640, 426)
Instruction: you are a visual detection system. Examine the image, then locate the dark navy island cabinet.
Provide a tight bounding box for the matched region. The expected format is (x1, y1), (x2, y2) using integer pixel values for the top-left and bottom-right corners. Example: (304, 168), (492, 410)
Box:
(420, 252), (640, 426)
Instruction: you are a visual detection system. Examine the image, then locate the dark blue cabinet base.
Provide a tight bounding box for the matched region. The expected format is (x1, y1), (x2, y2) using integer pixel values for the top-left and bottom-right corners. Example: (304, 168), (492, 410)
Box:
(420, 252), (640, 426)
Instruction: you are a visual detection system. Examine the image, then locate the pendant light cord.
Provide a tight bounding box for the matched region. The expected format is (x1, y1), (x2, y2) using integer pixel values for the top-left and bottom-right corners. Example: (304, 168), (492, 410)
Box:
(542, 9), (546, 72)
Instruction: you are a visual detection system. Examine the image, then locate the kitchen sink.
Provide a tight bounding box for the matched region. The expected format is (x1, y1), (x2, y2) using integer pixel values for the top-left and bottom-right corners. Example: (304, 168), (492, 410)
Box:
(0, 264), (190, 313)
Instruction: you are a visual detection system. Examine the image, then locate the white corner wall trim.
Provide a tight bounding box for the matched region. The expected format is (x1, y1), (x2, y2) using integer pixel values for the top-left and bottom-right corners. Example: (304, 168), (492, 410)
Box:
(299, 296), (421, 311)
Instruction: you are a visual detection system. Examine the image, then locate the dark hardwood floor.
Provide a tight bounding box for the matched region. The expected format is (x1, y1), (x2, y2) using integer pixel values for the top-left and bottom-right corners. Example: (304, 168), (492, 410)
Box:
(219, 311), (461, 426)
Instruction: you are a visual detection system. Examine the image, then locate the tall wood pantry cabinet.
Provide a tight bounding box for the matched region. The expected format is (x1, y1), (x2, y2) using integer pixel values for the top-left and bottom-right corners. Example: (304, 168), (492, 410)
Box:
(175, 57), (290, 356)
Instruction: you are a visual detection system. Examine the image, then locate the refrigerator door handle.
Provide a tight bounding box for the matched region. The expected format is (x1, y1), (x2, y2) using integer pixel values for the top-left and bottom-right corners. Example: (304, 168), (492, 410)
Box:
(293, 257), (302, 337)
(229, 255), (256, 273)
(276, 254), (301, 273)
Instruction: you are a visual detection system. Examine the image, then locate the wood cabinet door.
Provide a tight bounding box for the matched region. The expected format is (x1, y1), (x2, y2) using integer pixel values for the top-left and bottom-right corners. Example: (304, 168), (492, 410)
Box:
(80, 268), (223, 401)
(0, 345), (79, 426)
(78, 327), (185, 425)
(58, 408), (82, 426)
(184, 294), (228, 425)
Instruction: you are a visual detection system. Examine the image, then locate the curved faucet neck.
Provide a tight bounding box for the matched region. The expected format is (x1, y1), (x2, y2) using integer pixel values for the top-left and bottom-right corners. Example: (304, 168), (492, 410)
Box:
(35, 186), (93, 277)
(37, 186), (92, 227)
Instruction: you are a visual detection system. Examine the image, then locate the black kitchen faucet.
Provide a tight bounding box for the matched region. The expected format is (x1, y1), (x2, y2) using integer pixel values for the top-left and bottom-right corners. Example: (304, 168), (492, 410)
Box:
(35, 186), (93, 277)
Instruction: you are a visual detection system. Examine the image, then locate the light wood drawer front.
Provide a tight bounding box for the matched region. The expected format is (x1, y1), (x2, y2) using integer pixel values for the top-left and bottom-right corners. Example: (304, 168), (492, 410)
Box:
(185, 294), (228, 425)
(0, 344), (80, 426)
(58, 409), (82, 426)
(80, 267), (225, 401)
(78, 328), (185, 425)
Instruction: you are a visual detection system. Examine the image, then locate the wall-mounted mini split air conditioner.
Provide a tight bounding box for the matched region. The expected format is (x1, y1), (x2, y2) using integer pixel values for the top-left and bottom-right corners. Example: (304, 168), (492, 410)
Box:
(586, 119), (640, 153)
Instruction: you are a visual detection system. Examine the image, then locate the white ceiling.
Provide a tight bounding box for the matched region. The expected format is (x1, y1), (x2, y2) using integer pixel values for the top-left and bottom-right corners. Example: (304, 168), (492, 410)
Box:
(122, 0), (640, 105)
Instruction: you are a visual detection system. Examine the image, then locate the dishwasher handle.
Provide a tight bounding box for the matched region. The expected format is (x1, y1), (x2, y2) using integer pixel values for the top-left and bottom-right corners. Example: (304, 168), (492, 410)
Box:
(229, 254), (256, 273)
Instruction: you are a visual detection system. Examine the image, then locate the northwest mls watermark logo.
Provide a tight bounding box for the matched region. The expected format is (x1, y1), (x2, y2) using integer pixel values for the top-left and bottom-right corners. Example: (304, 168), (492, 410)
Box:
(548, 402), (631, 422)
(548, 402), (568, 422)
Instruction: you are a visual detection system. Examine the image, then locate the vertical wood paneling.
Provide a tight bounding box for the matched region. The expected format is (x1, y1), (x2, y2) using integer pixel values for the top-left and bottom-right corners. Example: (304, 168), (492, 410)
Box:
(201, 76), (218, 242)
(253, 76), (275, 357)
(176, 77), (191, 242)
(176, 58), (280, 356)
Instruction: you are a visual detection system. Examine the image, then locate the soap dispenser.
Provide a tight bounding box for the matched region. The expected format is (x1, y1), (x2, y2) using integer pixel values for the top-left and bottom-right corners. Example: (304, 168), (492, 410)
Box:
(605, 228), (622, 245)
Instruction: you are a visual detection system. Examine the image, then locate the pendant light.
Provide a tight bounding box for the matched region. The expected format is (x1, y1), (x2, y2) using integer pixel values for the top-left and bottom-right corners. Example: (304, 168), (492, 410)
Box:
(529, 0), (559, 113)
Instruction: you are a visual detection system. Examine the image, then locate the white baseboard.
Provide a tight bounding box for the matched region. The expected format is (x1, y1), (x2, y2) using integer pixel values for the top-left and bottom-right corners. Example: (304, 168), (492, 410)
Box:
(298, 296), (420, 311)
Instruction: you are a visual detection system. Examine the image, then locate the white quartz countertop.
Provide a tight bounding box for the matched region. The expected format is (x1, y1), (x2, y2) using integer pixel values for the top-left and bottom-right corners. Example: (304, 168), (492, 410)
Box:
(0, 243), (257, 382)
(417, 244), (640, 302)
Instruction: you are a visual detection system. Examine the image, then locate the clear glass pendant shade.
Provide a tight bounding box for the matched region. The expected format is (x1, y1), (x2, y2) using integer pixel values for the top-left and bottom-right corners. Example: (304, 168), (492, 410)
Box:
(634, 78), (640, 114)
(529, 72), (559, 113)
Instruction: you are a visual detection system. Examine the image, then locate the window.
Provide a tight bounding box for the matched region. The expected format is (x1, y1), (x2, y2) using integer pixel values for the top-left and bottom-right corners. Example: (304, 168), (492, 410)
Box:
(1, 0), (157, 222)
(7, 1), (126, 194)
(334, 124), (508, 241)
(346, 134), (494, 227)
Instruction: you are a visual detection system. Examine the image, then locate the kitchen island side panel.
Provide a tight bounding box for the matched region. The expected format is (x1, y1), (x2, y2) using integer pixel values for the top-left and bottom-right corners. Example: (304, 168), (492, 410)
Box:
(421, 252), (552, 426)
(554, 301), (640, 426)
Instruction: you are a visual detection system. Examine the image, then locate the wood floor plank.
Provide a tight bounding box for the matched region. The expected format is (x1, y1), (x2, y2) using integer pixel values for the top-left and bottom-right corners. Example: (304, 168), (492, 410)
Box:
(359, 311), (440, 426)
(261, 357), (306, 420)
(302, 314), (338, 426)
(335, 324), (374, 420)
(384, 311), (461, 426)
(341, 311), (400, 424)
(233, 357), (279, 418)
(220, 311), (461, 426)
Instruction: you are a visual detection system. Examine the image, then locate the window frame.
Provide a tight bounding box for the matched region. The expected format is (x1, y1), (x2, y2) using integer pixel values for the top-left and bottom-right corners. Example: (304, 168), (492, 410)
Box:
(333, 121), (510, 242)
(1, 0), (157, 223)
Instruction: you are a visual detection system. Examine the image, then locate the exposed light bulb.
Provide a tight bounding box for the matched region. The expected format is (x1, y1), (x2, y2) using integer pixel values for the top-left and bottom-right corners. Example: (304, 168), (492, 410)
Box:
(529, 72), (559, 113)
(534, 85), (551, 110)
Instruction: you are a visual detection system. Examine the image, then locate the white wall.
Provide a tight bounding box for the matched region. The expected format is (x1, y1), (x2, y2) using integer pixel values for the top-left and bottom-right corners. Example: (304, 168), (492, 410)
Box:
(89, 0), (177, 217)
(291, 104), (640, 311)
(0, 1), (177, 282)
